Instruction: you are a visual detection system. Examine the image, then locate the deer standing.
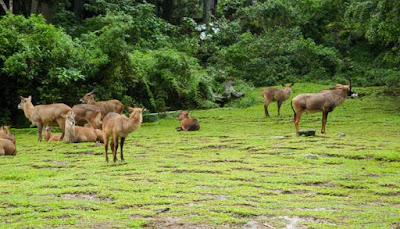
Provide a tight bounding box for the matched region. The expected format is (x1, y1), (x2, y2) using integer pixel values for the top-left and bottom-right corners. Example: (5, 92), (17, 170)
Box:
(102, 107), (145, 163)
(176, 111), (200, 131)
(80, 89), (124, 118)
(291, 78), (357, 134)
(262, 83), (294, 116)
(18, 96), (71, 142)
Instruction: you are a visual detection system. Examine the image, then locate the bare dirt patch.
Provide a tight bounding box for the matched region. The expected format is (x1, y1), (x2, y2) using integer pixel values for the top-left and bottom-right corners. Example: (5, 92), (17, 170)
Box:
(61, 193), (113, 201)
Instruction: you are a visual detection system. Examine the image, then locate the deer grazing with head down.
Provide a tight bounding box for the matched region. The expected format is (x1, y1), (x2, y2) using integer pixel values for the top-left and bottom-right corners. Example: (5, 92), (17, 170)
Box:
(72, 104), (102, 129)
(291, 77), (357, 134)
(102, 107), (145, 163)
(176, 111), (200, 131)
(44, 127), (62, 142)
(80, 89), (124, 118)
(61, 111), (99, 143)
(0, 126), (16, 156)
(262, 83), (294, 116)
(18, 96), (72, 142)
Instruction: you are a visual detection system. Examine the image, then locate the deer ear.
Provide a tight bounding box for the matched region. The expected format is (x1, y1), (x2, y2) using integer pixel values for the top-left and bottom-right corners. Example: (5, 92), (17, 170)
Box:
(61, 114), (67, 118)
(290, 83), (294, 87)
(28, 96), (32, 101)
(142, 108), (147, 112)
(128, 107), (135, 112)
(19, 96), (24, 100)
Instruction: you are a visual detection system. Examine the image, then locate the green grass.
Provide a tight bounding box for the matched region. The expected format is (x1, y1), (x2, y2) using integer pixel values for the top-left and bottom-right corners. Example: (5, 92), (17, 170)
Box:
(1, 83), (400, 228)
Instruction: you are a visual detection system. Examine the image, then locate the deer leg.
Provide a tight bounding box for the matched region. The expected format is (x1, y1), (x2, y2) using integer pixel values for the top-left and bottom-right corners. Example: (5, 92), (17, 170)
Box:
(264, 100), (271, 117)
(37, 123), (43, 142)
(120, 137), (125, 161)
(321, 112), (329, 134)
(112, 134), (118, 163)
(104, 135), (109, 163)
(277, 101), (283, 116)
(294, 110), (303, 132)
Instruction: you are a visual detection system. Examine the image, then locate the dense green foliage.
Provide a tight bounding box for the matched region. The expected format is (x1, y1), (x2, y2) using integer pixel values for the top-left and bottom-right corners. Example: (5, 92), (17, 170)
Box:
(1, 0), (399, 126)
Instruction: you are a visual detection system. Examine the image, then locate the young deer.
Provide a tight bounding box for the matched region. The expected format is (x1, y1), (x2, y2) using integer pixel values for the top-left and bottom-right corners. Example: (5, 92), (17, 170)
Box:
(44, 127), (62, 142)
(80, 89), (124, 118)
(262, 83), (294, 116)
(291, 77), (357, 133)
(61, 111), (99, 143)
(176, 111), (200, 131)
(18, 96), (71, 142)
(102, 107), (145, 163)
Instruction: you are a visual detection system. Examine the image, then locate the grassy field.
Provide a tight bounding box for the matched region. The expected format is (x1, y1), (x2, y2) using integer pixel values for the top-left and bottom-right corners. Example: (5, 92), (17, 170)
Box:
(1, 83), (400, 228)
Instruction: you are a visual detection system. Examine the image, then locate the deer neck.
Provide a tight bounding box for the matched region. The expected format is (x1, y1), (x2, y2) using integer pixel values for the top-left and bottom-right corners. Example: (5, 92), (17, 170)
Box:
(64, 124), (76, 142)
(121, 113), (142, 133)
(88, 99), (96, 105)
(23, 103), (35, 121)
(331, 89), (347, 106)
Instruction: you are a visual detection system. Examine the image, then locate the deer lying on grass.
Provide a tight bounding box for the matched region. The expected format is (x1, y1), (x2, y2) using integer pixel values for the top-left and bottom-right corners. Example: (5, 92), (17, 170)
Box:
(72, 104), (102, 129)
(291, 78), (357, 134)
(0, 126), (15, 144)
(61, 111), (99, 143)
(176, 111), (200, 131)
(84, 123), (104, 143)
(102, 107), (145, 163)
(80, 89), (124, 118)
(44, 127), (62, 142)
(262, 83), (294, 116)
(0, 138), (16, 156)
(18, 96), (71, 142)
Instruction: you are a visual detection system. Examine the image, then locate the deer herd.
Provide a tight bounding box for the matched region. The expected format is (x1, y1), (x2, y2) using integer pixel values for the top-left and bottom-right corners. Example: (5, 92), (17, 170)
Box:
(0, 78), (357, 161)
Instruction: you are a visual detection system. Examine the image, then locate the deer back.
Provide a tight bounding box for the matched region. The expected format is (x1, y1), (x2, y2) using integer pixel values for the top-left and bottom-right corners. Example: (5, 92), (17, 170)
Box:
(31, 104), (72, 124)
(0, 138), (16, 155)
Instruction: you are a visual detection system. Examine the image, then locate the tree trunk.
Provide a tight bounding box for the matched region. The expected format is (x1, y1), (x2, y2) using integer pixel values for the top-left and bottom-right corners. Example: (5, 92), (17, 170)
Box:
(161, 0), (174, 24)
(203, 0), (211, 23)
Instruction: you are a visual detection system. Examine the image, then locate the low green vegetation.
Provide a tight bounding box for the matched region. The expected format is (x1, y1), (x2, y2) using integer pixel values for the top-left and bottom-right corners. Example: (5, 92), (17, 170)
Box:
(1, 84), (400, 228)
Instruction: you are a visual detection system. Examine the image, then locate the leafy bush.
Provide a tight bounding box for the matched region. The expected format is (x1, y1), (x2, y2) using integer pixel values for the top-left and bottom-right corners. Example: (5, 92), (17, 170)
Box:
(130, 49), (218, 111)
(211, 28), (342, 86)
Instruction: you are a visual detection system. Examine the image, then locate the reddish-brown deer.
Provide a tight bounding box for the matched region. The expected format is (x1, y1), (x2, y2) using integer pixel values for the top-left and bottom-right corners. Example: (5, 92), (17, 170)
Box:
(0, 138), (16, 156)
(291, 77), (357, 133)
(262, 83), (294, 116)
(102, 107), (145, 163)
(80, 89), (124, 118)
(18, 96), (71, 142)
(176, 111), (200, 131)
(72, 104), (102, 129)
(61, 111), (99, 143)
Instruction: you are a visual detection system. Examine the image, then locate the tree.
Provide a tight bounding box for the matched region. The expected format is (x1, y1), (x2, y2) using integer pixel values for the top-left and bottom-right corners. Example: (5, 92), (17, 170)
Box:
(0, 0), (13, 13)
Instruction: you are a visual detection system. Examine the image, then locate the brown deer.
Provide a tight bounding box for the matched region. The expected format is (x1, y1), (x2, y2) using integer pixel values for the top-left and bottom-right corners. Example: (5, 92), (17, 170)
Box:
(262, 83), (294, 116)
(176, 111), (200, 131)
(44, 127), (62, 142)
(84, 123), (104, 143)
(61, 111), (99, 143)
(18, 96), (72, 142)
(0, 126), (15, 144)
(102, 107), (145, 163)
(0, 138), (16, 156)
(80, 89), (124, 118)
(291, 78), (357, 134)
(72, 104), (102, 129)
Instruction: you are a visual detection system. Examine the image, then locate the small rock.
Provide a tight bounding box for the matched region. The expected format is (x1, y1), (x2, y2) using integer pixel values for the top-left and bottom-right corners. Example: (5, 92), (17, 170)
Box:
(156, 207), (170, 214)
(295, 181), (302, 185)
(337, 132), (346, 137)
(297, 129), (316, 136)
(305, 154), (318, 159)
